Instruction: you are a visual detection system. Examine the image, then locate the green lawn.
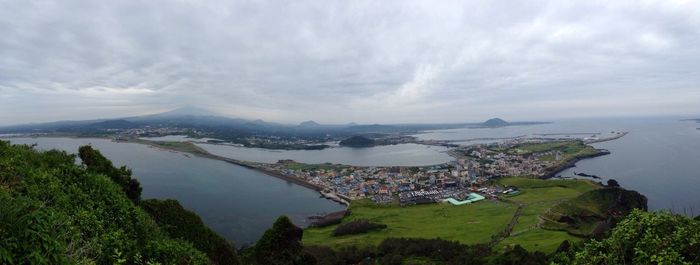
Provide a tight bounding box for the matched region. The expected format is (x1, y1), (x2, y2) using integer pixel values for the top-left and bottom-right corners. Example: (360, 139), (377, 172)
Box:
(495, 177), (599, 252)
(304, 177), (601, 254)
(303, 199), (517, 248)
(149, 140), (210, 155)
(498, 229), (580, 253)
(501, 140), (599, 163)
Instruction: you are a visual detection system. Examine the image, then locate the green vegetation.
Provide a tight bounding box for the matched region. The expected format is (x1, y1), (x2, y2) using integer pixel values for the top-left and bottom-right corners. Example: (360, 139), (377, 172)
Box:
(147, 140), (211, 155)
(249, 218), (550, 265)
(304, 199), (518, 248)
(494, 177), (601, 252)
(552, 210), (700, 264)
(333, 219), (387, 236)
(245, 216), (313, 265)
(0, 141), (211, 264)
(505, 140), (599, 162)
(541, 187), (648, 236)
(304, 177), (609, 254)
(142, 199), (239, 264)
(79, 145), (143, 203)
(339, 135), (375, 147)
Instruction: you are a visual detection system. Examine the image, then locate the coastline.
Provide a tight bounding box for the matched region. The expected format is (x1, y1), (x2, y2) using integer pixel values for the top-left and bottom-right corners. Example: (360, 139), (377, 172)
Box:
(4, 132), (629, 207)
(543, 132), (628, 179)
(116, 138), (352, 206)
(542, 149), (611, 179)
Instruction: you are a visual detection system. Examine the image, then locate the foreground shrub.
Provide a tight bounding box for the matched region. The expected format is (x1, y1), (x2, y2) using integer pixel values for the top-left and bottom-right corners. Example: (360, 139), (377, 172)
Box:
(333, 219), (387, 236)
(553, 209), (700, 264)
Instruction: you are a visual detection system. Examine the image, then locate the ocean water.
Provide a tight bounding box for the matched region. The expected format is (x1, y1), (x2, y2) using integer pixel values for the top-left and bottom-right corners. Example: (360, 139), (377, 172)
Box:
(416, 117), (700, 213)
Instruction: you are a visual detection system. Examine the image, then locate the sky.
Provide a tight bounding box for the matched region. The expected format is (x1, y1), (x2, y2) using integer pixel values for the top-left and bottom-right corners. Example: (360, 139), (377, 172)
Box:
(1, 0), (699, 125)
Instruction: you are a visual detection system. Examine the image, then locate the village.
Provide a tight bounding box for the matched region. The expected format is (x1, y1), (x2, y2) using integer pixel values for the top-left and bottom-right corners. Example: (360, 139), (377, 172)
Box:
(252, 139), (586, 206)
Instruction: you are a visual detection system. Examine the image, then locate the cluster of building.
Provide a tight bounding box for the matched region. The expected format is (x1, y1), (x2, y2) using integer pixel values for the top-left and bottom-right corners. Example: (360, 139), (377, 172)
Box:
(229, 138), (583, 206)
(251, 143), (547, 205)
(457, 144), (564, 178)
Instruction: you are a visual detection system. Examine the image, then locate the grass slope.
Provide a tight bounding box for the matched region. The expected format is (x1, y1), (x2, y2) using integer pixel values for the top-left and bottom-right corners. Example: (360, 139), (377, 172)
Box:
(305, 177), (604, 254)
(303, 199), (517, 248)
(541, 187), (647, 236)
(495, 177), (600, 252)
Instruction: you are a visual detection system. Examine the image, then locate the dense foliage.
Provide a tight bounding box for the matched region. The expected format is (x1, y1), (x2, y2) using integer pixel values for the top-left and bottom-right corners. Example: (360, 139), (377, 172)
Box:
(305, 237), (548, 265)
(248, 216), (314, 265)
(142, 199), (239, 265)
(552, 209), (700, 265)
(78, 145), (142, 203)
(0, 141), (211, 264)
(339, 135), (375, 147)
(243, 217), (549, 265)
(333, 219), (387, 236)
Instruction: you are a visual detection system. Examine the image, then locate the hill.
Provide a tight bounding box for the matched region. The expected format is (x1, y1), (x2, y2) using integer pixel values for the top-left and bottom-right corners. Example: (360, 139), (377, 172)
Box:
(541, 187), (647, 237)
(86, 119), (139, 129)
(482, 118), (510, 127)
(339, 135), (375, 147)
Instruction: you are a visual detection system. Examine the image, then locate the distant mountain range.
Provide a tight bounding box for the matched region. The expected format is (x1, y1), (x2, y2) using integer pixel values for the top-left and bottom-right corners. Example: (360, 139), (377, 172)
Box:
(0, 107), (548, 137)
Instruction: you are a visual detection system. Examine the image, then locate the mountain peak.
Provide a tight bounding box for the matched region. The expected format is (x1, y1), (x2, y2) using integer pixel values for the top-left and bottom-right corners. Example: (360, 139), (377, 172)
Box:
(158, 106), (219, 117)
(298, 120), (320, 127)
(482, 118), (509, 127)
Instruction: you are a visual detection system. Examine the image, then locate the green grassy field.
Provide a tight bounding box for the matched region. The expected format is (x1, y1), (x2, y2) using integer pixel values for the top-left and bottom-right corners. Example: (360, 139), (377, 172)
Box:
(498, 229), (580, 253)
(496, 177), (599, 251)
(304, 177), (602, 254)
(303, 199), (517, 248)
(502, 140), (599, 162)
(134, 139), (211, 155)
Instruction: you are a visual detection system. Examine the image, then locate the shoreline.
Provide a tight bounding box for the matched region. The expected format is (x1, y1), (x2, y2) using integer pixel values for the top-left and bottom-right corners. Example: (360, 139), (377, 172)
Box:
(542, 149), (611, 179)
(116, 138), (352, 206)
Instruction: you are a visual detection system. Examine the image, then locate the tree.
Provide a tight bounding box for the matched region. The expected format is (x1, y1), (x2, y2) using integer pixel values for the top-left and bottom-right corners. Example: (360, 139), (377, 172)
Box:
(78, 145), (142, 202)
(606, 179), (620, 187)
(142, 199), (239, 265)
(555, 210), (700, 264)
(253, 216), (311, 265)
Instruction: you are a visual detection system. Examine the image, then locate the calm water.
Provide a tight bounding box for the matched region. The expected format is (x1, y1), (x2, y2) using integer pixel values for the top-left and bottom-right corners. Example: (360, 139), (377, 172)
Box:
(418, 117), (700, 213)
(2, 137), (344, 245)
(196, 143), (452, 166)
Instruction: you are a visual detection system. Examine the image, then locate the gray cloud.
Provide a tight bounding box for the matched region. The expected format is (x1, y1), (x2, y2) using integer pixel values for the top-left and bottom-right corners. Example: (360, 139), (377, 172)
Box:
(1, 0), (699, 125)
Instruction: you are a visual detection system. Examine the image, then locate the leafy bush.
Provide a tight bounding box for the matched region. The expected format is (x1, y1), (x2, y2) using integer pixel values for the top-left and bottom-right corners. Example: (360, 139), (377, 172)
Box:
(333, 219), (387, 236)
(78, 145), (142, 203)
(552, 209), (700, 264)
(0, 141), (211, 264)
(251, 216), (314, 265)
(142, 199), (239, 265)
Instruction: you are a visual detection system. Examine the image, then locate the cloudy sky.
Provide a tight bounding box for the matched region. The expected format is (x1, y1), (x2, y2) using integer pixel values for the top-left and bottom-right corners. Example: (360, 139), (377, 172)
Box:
(1, 0), (699, 125)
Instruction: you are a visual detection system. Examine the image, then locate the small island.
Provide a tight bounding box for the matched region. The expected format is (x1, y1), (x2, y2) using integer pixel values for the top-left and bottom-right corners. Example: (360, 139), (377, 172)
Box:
(339, 135), (375, 147)
(482, 117), (510, 127)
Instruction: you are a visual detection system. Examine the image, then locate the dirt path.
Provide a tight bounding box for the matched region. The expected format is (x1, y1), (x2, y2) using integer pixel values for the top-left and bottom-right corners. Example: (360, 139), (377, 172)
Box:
(490, 202), (524, 246)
